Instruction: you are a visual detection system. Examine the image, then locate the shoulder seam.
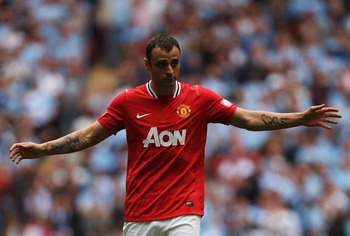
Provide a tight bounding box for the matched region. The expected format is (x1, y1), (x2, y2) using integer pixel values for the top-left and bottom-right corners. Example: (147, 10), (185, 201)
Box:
(125, 89), (130, 101)
(193, 84), (201, 96)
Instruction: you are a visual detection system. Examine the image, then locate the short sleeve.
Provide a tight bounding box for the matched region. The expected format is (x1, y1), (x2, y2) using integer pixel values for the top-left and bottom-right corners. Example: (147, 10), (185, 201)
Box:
(199, 86), (237, 125)
(97, 91), (126, 134)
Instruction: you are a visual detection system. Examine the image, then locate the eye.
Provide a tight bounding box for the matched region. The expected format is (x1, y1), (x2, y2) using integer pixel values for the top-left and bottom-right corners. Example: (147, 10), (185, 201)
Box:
(171, 60), (179, 67)
(157, 61), (167, 67)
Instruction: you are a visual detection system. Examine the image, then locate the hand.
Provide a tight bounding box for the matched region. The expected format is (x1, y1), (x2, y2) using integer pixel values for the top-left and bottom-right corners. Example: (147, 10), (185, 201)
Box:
(302, 104), (342, 129)
(9, 142), (43, 164)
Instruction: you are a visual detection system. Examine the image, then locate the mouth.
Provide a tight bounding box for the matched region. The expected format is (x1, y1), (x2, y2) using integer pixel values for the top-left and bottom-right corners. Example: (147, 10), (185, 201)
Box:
(164, 77), (176, 82)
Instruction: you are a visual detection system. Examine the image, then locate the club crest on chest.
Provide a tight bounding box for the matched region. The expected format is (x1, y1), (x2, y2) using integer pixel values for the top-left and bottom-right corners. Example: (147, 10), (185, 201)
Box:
(177, 103), (191, 118)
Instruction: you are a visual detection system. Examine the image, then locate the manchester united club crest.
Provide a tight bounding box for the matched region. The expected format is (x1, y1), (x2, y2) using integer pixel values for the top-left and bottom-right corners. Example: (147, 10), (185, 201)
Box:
(177, 103), (191, 118)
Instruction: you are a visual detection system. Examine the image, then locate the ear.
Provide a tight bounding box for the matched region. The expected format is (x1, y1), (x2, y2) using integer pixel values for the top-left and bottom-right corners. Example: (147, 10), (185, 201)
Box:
(144, 58), (150, 71)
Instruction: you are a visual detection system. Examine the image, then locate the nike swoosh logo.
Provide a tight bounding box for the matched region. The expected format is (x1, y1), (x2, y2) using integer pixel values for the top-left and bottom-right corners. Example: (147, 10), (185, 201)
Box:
(137, 113), (151, 119)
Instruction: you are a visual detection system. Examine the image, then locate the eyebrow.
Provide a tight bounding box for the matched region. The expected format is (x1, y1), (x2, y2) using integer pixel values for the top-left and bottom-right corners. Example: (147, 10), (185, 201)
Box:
(155, 58), (179, 64)
(156, 58), (179, 62)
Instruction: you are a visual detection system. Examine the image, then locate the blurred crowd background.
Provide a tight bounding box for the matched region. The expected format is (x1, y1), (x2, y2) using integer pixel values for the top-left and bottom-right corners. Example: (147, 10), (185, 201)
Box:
(1, 0), (350, 235)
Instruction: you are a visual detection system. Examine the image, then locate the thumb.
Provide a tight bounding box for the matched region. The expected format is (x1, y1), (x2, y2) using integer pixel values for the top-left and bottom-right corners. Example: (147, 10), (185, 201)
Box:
(10, 143), (23, 152)
(310, 104), (325, 112)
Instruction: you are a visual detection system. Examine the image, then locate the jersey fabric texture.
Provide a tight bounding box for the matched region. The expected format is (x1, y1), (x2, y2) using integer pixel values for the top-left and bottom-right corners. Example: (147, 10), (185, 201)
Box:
(98, 81), (237, 222)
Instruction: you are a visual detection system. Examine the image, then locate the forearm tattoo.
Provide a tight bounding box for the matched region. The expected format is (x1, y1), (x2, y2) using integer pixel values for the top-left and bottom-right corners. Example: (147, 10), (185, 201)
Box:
(261, 114), (291, 127)
(44, 131), (88, 155)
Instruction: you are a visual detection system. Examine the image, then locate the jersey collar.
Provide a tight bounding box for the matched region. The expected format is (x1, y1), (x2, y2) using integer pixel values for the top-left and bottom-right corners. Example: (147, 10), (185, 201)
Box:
(146, 81), (181, 98)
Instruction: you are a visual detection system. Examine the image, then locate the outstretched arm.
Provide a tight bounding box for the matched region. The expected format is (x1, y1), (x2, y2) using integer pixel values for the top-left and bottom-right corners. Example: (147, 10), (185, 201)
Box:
(10, 121), (112, 164)
(230, 104), (341, 131)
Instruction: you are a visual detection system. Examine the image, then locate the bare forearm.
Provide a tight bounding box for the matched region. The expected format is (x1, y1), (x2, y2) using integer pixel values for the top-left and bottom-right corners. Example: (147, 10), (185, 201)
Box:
(42, 130), (91, 155)
(257, 112), (303, 130)
(231, 104), (341, 131)
(230, 108), (304, 131)
(10, 121), (111, 164)
(41, 121), (111, 155)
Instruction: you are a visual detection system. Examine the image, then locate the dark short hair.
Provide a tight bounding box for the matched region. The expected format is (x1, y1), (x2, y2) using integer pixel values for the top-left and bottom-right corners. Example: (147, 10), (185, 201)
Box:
(145, 34), (181, 63)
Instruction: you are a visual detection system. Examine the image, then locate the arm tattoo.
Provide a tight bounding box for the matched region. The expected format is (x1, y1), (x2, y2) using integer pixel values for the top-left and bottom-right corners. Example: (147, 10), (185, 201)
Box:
(261, 114), (291, 127)
(44, 131), (88, 155)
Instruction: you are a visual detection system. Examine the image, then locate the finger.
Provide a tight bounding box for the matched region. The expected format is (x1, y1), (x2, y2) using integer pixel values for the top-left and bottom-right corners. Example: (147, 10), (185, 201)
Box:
(325, 113), (342, 118)
(321, 123), (332, 129)
(10, 148), (18, 160)
(11, 154), (18, 162)
(10, 148), (23, 163)
(10, 143), (19, 152)
(10, 143), (26, 152)
(321, 107), (340, 113)
(16, 156), (22, 164)
(10, 151), (20, 162)
(311, 104), (325, 111)
(10, 154), (17, 162)
(12, 155), (22, 164)
(324, 118), (338, 124)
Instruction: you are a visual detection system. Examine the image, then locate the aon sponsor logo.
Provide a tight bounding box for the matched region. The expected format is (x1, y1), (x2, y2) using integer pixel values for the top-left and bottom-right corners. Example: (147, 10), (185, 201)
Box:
(143, 127), (186, 148)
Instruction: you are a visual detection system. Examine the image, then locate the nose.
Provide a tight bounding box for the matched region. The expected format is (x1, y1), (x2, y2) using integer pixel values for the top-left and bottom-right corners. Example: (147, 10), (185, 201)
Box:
(166, 64), (174, 75)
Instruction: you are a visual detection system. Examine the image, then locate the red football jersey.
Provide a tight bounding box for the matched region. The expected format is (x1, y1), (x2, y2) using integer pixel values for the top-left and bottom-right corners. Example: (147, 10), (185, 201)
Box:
(98, 81), (237, 222)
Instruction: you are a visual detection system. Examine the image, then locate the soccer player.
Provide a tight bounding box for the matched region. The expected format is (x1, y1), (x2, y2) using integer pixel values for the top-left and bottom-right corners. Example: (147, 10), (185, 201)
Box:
(10, 34), (341, 236)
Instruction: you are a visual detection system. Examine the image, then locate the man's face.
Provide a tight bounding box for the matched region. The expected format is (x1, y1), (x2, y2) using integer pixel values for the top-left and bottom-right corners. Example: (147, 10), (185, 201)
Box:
(144, 46), (180, 92)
